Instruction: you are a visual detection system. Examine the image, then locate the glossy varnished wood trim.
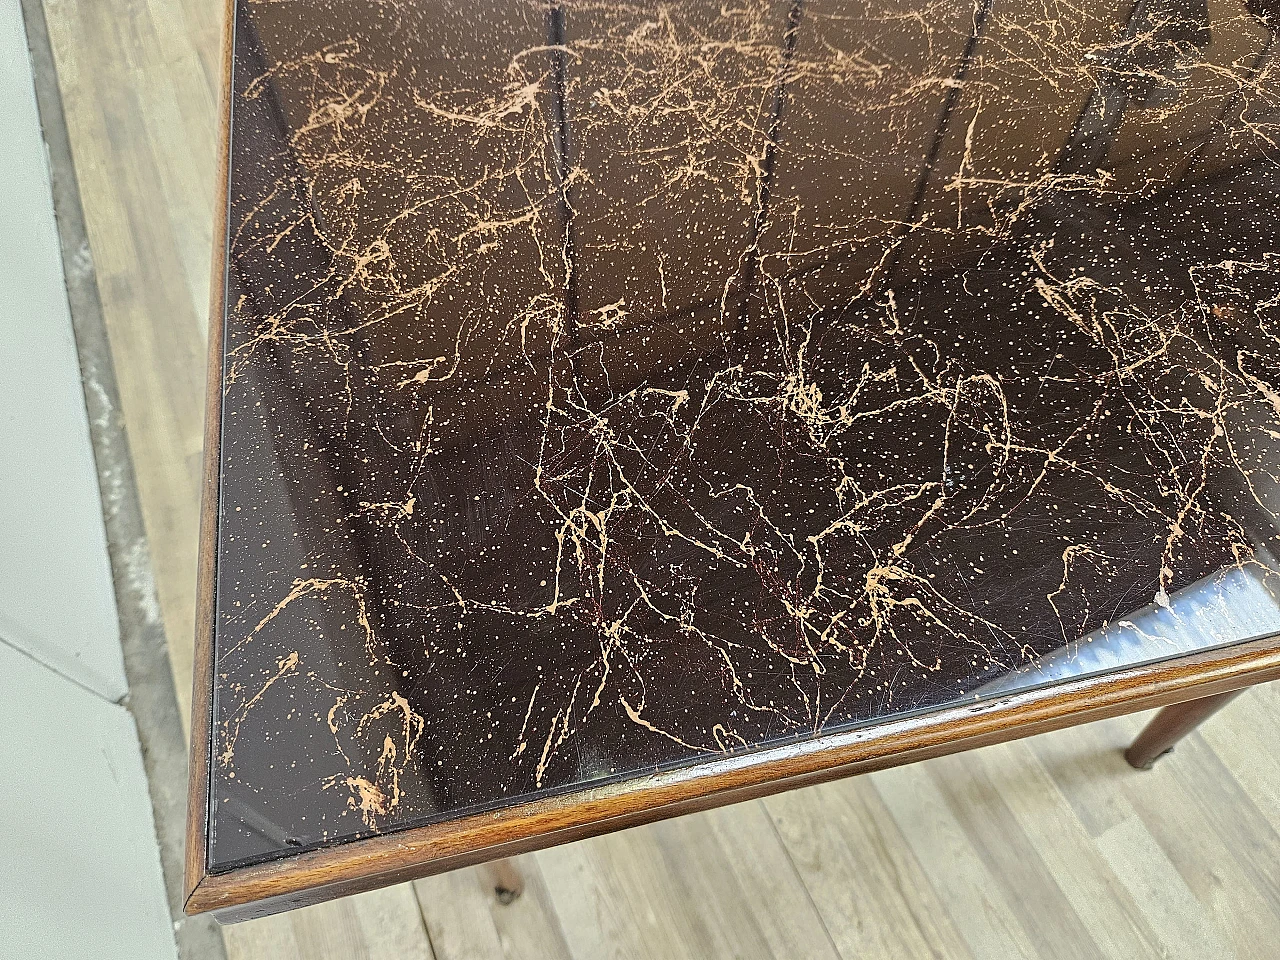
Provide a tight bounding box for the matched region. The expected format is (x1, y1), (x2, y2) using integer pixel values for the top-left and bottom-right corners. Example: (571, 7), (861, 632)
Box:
(184, 0), (237, 909)
(186, 635), (1280, 921)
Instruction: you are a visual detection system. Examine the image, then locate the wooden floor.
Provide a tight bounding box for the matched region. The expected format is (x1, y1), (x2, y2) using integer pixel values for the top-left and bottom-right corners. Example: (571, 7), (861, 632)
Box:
(37, 1), (1280, 957)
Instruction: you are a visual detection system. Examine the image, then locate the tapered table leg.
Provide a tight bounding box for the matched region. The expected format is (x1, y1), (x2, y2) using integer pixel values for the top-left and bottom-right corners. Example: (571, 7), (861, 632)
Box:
(481, 857), (525, 904)
(1125, 690), (1243, 770)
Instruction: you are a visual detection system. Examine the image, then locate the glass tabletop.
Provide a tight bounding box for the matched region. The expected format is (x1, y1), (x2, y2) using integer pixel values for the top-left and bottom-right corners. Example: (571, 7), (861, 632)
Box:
(207, 0), (1280, 870)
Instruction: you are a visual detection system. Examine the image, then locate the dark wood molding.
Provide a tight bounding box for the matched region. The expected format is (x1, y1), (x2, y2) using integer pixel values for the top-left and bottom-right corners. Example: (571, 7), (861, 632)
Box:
(183, 0), (237, 911)
(186, 635), (1280, 921)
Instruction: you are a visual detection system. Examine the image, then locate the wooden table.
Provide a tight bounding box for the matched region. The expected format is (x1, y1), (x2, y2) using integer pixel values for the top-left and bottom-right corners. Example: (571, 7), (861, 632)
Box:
(185, 0), (1280, 922)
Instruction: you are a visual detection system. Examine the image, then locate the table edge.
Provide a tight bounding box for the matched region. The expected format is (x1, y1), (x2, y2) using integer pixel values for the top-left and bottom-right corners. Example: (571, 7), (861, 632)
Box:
(185, 635), (1280, 921)
(183, 0), (237, 913)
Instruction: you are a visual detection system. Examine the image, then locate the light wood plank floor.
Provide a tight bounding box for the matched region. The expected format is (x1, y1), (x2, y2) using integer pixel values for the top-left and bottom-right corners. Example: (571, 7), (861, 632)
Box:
(38, 1), (1280, 957)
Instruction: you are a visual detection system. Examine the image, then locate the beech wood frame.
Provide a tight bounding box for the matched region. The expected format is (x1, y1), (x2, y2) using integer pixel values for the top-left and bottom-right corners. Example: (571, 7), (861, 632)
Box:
(184, 0), (1280, 923)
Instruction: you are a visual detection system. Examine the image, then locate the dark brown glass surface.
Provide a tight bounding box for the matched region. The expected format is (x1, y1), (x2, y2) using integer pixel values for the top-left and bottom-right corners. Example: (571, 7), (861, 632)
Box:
(208, 0), (1280, 870)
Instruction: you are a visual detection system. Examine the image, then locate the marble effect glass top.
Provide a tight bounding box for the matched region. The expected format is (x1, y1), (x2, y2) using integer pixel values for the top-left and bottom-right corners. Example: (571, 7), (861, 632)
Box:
(209, 0), (1280, 869)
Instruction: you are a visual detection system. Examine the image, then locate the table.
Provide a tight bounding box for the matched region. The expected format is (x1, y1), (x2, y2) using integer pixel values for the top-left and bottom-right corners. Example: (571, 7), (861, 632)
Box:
(185, 0), (1280, 922)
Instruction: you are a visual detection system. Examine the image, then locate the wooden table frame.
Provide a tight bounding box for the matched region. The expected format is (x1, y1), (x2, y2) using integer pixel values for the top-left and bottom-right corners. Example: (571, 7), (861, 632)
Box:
(183, 0), (1280, 923)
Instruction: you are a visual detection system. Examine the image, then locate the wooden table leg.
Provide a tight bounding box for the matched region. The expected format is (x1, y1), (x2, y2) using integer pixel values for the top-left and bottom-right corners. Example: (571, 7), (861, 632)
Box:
(481, 857), (525, 904)
(1124, 690), (1243, 770)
